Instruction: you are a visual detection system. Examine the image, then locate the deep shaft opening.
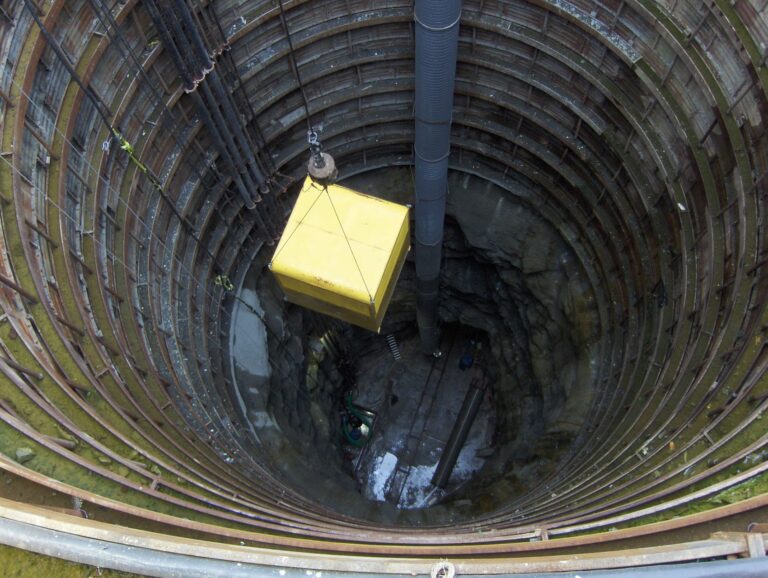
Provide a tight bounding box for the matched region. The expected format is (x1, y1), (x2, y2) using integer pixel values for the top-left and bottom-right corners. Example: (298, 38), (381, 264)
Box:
(228, 167), (601, 524)
(2, 0), (768, 563)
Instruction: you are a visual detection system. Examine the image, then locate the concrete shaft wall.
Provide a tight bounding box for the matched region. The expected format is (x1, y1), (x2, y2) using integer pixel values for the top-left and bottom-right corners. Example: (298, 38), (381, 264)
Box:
(0, 0), (768, 567)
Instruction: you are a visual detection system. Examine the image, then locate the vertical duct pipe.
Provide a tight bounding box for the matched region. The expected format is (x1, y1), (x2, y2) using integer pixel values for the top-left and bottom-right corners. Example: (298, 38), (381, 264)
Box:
(414, 0), (461, 354)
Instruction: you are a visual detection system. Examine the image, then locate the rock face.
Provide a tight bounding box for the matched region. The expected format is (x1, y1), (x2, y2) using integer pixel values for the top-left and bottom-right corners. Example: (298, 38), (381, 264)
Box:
(444, 173), (601, 458)
(230, 256), (356, 506)
(359, 169), (602, 495)
(15, 448), (34, 464)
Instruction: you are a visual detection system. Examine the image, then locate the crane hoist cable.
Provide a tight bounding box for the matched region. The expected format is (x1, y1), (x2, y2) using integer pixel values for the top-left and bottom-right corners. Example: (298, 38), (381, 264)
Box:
(273, 1), (370, 300)
(276, 0), (313, 134)
(275, 0), (337, 184)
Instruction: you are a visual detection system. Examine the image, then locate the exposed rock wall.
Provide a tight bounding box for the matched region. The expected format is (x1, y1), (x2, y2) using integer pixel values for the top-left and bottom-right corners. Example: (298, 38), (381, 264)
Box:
(324, 168), (601, 502)
(442, 173), (601, 493)
(229, 259), (355, 503)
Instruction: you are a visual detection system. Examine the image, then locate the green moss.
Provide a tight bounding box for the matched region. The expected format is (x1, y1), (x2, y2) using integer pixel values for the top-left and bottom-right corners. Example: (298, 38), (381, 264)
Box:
(0, 422), (265, 532)
(0, 545), (143, 577)
(707, 472), (768, 505)
(616, 471), (768, 529)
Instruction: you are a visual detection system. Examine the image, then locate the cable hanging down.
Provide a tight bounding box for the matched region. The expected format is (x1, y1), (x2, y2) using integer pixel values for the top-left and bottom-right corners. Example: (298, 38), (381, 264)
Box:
(275, 0), (338, 187)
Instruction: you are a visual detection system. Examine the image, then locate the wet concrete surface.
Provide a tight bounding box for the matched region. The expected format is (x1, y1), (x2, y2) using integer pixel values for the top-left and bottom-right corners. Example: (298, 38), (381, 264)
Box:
(230, 267), (275, 437)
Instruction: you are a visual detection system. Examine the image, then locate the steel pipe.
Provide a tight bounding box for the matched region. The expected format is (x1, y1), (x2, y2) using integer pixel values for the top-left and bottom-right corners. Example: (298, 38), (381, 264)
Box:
(431, 373), (487, 488)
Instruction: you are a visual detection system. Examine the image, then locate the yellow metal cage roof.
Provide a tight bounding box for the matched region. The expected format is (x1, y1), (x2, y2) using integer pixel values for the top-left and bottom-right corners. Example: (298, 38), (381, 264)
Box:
(269, 177), (410, 332)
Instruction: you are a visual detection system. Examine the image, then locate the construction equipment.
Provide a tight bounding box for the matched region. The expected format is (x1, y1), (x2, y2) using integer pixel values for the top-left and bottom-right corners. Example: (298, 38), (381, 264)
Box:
(269, 177), (410, 332)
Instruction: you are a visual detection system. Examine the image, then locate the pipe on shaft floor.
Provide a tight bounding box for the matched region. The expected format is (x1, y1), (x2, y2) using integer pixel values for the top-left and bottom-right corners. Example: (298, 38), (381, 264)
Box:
(431, 373), (487, 488)
(414, 0), (461, 354)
